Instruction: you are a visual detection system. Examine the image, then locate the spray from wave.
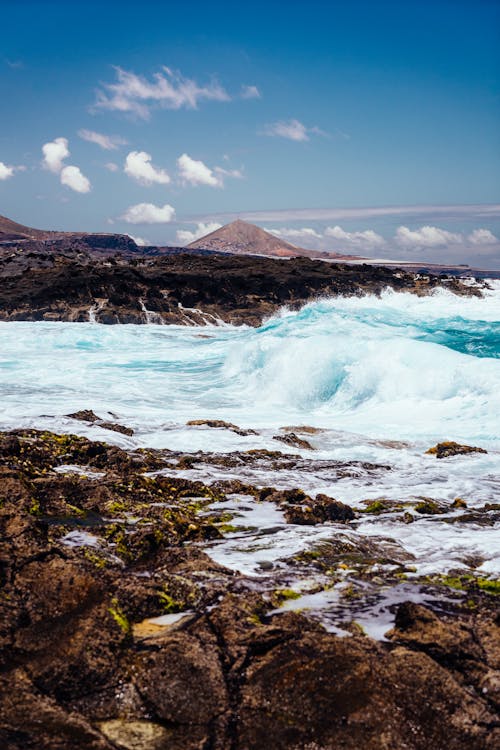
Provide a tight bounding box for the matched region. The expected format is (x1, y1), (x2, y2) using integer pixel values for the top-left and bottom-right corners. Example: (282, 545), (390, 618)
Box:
(0, 285), (498, 443)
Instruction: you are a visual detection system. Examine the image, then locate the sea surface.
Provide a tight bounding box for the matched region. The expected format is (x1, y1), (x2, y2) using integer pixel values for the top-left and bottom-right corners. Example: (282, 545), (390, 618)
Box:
(1, 284), (499, 635)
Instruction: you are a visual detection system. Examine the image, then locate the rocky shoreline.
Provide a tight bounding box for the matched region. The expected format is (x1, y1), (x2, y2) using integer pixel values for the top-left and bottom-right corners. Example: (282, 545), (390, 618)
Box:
(0, 243), (484, 326)
(1, 428), (499, 749)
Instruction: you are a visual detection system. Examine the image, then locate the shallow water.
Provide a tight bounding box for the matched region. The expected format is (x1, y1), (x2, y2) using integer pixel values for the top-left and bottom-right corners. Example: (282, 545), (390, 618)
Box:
(1, 284), (499, 633)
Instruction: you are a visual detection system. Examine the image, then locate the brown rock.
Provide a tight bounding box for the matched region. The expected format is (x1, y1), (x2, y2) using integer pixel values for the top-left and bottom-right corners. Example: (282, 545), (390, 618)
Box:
(262, 487), (355, 524)
(386, 601), (482, 663)
(426, 441), (487, 458)
(274, 432), (314, 450)
(133, 631), (227, 725)
(238, 631), (494, 750)
(187, 419), (257, 436)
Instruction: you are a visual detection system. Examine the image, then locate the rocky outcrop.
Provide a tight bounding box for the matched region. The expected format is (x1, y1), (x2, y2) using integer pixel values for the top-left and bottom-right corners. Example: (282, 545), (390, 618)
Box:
(0, 245), (483, 325)
(1, 429), (498, 749)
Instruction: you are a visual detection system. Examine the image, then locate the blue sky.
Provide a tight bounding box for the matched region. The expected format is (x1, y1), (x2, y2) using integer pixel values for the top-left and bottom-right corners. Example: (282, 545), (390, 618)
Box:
(1, 0), (499, 265)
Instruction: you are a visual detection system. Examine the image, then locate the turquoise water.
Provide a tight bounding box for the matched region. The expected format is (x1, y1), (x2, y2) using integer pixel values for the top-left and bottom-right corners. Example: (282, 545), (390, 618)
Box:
(1, 284), (499, 586)
(0, 285), (499, 446)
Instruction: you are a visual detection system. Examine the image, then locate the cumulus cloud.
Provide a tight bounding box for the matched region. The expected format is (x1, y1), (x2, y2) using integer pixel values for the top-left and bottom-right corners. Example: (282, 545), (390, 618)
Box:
(78, 129), (127, 150)
(176, 221), (222, 245)
(105, 162), (119, 172)
(60, 165), (91, 193)
(325, 226), (386, 250)
(395, 225), (462, 248)
(127, 234), (149, 246)
(241, 84), (261, 99)
(0, 161), (24, 180)
(121, 202), (175, 224)
(94, 66), (230, 119)
(261, 119), (324, 142)
(42, 137), (70, 173)
(124, 150), (171, 186)
(467, 228), (498, 245)
(177, 153), (221, 187)
(42, 137), (91, 193)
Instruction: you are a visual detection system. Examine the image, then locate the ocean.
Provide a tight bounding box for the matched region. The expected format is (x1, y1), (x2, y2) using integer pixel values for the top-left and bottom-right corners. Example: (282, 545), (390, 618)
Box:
(1, 283), (499, 636)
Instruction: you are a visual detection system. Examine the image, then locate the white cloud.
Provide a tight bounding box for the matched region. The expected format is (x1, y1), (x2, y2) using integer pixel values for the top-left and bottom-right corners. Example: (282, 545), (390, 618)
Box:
(268, 227), (323, 241)
(124, 150), (171, 186)
(176, 221), (222, 245)
(41, 137), (91, 193)
(105, 162), (119, 172)
(78, 129), (127, 150)
(177, 153), (221, 187)
(42, 137), (69, 173)
(121, 202), (175, 224)
(467, 228), (498, 245)
(395, 225), (462, 248)
(261, 119), (324, 142)
(60, 165), (91, 193)
(241, 84), (261, 99)
(210, 204), (500, 224)
(128, 234), (149, 246)
(94, 66), (230, 119)
(214, 165), (244, 180)
(0, 161), (16, 180)
(325, 225), (386, 250)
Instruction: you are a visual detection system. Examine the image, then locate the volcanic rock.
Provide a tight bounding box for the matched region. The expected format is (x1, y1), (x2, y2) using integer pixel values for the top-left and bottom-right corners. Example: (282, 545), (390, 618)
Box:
(426, 441), (488, 459)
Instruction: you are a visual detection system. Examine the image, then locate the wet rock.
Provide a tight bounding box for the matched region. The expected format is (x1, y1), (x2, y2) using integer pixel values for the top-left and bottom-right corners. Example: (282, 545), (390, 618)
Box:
(387, 602), (482, 663)
(97, 421), (134, 436)
(67, 410), (100, 423)
(273, 432), (314, 450)
(426, 441), (487, 459)
(273, 491), (355, 525)
(67, 410), (134, 436)
(413, 497), (447, 514)
(360, 498), (393, 514)
(280, 425), (326, 434)
(1, 427), (499, 750)
(187, 419), (257, 436)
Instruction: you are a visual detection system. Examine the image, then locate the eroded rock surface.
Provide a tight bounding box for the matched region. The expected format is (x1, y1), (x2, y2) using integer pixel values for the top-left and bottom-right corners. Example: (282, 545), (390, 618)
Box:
(0, 245), (483, 326)
(0, 429), (499, 749)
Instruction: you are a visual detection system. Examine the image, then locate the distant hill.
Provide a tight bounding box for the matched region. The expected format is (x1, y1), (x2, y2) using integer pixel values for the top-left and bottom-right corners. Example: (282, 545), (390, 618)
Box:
(187, 219), (364, 260)
(187, 219), (307, 257)
(0, 214), (56, 241)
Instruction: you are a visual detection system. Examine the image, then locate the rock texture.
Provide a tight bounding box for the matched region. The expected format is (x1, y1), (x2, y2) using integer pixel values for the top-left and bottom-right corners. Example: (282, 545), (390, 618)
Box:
(0, 429), (499, 749)
(0, 243), (481, 325)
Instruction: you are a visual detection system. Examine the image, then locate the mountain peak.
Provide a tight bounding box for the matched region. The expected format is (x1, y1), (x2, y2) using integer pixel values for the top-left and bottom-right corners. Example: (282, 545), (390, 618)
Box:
(187, 220), (301, 257)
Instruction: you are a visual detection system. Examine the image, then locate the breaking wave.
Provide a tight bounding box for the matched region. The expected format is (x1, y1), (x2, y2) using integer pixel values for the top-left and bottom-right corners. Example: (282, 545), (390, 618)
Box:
(0, 285), (499, 446)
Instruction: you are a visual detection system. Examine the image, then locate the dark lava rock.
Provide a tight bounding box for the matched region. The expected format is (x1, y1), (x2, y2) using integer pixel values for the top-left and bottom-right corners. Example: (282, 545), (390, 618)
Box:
(266, 489), (355, 524)
(426, 441), (488, 459)
(0, 245), (482, 326)
(67, 409), (100, 423)
(67, 410), (134, 436)
(97, 421), (134, 436)
(0, 428), (499, 750)
(186, 419), (257, 436)
(273, 432), (315, 450)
